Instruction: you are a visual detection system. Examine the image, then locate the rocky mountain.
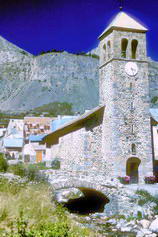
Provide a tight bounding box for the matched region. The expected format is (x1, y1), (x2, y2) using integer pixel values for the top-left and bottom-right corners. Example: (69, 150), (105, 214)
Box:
(0, 36), (99, 113)
(0, 36), (157, 113)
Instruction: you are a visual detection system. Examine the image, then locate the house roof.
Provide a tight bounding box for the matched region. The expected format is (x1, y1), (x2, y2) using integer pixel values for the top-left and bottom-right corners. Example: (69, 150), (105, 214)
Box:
(29, 134), (47, 142)
(99, 11), (148, 39)
(3, 138), (23, 148)
(51, 116), (78, 132)
(150, 108), (158, 122)
(42, 105), (105, 144)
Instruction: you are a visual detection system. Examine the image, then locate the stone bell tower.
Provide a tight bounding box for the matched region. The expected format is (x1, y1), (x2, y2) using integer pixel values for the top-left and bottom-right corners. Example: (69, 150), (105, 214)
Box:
(99, 12), (153, 183)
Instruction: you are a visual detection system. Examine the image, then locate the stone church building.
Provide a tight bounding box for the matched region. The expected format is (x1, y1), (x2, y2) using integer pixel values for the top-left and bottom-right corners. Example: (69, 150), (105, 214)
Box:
(43, 12), (158, 184)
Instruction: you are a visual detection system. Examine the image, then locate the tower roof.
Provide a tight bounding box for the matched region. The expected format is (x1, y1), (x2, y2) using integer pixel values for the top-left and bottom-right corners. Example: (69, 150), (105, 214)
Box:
(99, 12), (148, 39)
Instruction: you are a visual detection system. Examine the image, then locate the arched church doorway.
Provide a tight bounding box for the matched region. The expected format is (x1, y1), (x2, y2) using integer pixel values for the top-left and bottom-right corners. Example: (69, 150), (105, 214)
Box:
(126, 157), (141, 183)
(154, 160), (158, 178)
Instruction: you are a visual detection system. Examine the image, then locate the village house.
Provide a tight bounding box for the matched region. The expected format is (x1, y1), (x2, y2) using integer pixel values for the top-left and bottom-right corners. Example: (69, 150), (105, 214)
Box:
(23, 116), (54, 163)
(22, 115), (78, 163)
(2, 119), (24, 159)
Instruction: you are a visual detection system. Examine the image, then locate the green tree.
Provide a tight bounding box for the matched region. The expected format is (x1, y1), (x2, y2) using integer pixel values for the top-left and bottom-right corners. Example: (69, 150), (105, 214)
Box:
(0, 153), (8, 172)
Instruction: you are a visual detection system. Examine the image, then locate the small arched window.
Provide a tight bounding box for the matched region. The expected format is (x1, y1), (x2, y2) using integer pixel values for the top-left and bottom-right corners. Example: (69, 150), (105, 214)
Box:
(132, 144), (136, 155)
(130, 83), (132, 90)
(131, 102), (134, 111)
(131, 39), (138, 59)
(121, 38), (128, 58)
(103, 44), (106, 61)
(107, 41), (111, 59)
(131, 125), (134, 134)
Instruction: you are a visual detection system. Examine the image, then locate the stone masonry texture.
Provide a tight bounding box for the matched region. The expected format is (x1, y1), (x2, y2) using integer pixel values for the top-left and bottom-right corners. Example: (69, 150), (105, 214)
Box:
(99, 29), (153, 181)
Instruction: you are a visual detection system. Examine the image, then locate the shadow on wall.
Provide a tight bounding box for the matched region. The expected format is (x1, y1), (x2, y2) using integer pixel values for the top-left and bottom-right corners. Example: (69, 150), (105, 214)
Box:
(63, 187), (109, 215)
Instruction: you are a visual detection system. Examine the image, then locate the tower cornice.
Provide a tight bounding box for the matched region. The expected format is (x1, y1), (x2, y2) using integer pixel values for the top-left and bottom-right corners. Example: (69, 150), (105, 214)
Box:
(99, 58), (148, 69)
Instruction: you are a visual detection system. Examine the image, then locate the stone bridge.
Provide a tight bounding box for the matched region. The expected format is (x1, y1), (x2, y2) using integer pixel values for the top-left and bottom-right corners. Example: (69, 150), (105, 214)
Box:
(43, 170), (142, 217)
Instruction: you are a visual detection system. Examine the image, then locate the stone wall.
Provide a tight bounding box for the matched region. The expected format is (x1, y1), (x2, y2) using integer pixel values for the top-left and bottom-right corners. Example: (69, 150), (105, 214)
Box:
(47, 113), (108, 174)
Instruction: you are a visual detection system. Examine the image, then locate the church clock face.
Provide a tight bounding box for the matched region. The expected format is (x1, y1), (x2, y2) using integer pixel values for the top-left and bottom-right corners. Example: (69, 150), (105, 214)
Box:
(125, 62), (138, 76)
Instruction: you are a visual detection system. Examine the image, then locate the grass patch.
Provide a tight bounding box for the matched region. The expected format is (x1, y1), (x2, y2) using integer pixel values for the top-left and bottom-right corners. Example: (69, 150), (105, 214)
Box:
(0, 178), (94, 236)
(136, 189), (158, 214)
(8, 163), (47, 182)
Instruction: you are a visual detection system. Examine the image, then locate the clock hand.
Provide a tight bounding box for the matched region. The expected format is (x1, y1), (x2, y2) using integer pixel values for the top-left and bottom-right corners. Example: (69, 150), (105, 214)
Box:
(131, 67), (136, 75)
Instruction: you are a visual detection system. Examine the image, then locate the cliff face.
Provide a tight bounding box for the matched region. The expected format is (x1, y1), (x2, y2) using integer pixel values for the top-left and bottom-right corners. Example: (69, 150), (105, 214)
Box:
(0, 35), (99, 113)
(0, 36), (157, 113)
(149, 60), (158, 107)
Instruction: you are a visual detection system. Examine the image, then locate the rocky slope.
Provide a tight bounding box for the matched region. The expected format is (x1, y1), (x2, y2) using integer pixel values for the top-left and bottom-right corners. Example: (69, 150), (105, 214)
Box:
(0, 36), (157, 113)
(0, 36), (99, 113)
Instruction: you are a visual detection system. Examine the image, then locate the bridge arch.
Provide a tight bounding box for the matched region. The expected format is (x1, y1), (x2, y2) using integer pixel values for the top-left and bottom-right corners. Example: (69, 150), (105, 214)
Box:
(51, 179), (116, 215)
(51, 179), (114, 199)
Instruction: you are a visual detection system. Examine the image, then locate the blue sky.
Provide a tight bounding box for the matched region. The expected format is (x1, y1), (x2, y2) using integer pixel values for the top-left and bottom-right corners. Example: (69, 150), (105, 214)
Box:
(0, 0), (158, 60)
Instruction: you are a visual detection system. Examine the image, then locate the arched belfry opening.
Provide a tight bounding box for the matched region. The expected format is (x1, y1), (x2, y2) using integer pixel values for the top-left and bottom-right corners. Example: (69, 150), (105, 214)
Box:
(131, 144), (136, 155)
(103, 43), (106, 62)
(107, 41), (111, 59)
(126, 157), (141, 183)
(131, 39), (138, 59)
(63, 188), (109, 215)
(121, 38), (128, 58)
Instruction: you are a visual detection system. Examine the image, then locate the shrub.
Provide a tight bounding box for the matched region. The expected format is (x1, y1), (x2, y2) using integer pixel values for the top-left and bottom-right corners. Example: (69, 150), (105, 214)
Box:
(118, 176), (130, 184)
(8, 164), (26, 177)
(8, 163), (47, 182)
(25, 165), (46, 182)
(51, 158), (60, 169)
(151, 96), (158, 104)
(33, 162), (47, 170)
(136, 189), (158, 215)
(0, 153), (8, 172)
(144, 176), (157, 184)
(18, 155), (22, 160)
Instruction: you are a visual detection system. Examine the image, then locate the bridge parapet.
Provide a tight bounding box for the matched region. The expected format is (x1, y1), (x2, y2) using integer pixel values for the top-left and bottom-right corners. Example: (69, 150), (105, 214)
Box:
(42, 169), (147, 217)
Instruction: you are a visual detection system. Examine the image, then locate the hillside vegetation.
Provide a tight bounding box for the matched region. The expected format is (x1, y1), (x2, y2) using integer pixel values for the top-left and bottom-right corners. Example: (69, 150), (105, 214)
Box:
(0, 178), (96, 237)
(32, 102), (74, 116)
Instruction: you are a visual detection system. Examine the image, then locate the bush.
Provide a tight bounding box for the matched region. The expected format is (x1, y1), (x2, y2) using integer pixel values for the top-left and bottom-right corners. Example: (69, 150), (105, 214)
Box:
(33, 162), (47, 170)
(51, 158), (60, 169)
(8, 163), (47, 182)
(8, 164), (26, 177)
(136, 189), (158, 215)
(0, 153), (8, 172)
(118, 176), (130, 184)
(26, 165), (46, 182)
(151, 96), (158, 104)
(144, 176), (157, 184)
